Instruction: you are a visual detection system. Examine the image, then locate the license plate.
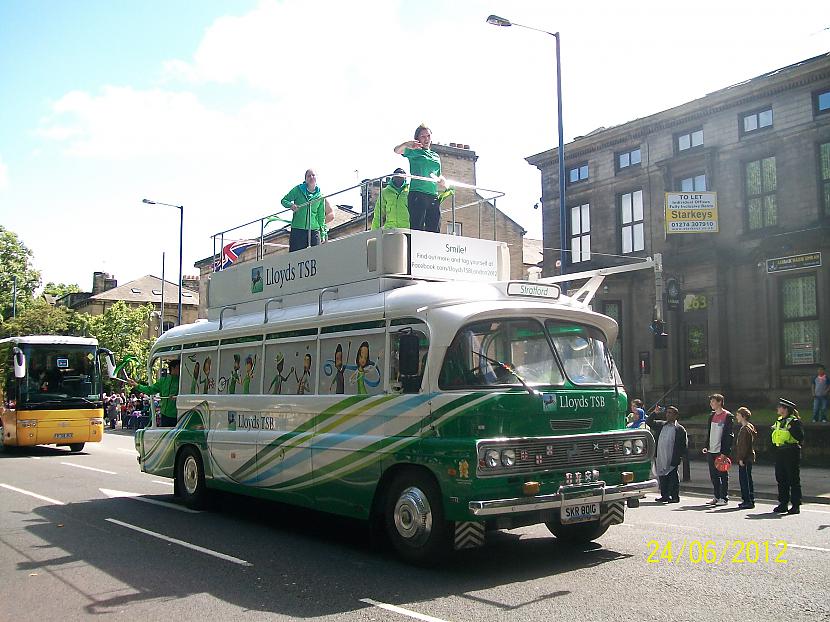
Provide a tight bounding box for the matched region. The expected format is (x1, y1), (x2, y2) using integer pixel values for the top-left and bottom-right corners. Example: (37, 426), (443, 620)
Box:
(54, 433), (74, 439)
(562, 501), (600, 524)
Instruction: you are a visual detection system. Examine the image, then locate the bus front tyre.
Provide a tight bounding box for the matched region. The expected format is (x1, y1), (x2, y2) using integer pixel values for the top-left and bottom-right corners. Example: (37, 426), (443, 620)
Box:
(545, 518), (609, 544)
(384, 471), (451, 565)
(69, 443), (85, 453)
(176, 447), (208, 509)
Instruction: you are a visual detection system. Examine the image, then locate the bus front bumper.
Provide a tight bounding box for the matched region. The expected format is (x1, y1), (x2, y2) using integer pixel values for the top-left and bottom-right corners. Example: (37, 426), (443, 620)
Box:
(468, 478), (658, 517)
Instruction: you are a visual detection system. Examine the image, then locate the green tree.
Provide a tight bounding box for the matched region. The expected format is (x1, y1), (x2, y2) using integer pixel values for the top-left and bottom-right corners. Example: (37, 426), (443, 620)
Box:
(0, 299), (86, 338)
(0, 226), (41, 320)
(84, 301), (155, 385)
(43, 282), (82, 300)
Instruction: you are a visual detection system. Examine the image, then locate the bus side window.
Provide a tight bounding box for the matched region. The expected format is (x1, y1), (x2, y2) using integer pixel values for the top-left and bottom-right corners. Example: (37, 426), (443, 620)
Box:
(390, 329), (428, 394)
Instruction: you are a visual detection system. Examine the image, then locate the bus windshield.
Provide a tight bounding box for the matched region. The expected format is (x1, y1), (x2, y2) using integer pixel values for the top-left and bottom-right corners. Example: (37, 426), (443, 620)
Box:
(545, 321), (614, 386)
(439, 318), (564, 389)
(20, 344), (101, 408)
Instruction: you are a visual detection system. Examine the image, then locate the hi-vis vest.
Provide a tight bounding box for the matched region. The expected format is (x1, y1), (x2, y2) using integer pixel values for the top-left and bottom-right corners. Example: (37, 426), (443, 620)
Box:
(771, 415), (799, 446)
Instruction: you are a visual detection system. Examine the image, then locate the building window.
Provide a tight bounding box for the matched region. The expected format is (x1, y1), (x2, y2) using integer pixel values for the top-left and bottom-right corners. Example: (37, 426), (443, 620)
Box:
(679, 173), (707, 192)
(446, 222), (462, 235)
(745, 156), (777, 230)
(162, 321), (175, 333)
(620, 190), (644, 254)
(677, 129), (704, 152)
(814, 89), (830, 116)
(568, 162), (589, 184)
(616, 148), (641, 172)
(740, 107), (773, 136)
(569, 203), (591, 263)
(781, 274), (820, 366)
(820, 142), (830, 217)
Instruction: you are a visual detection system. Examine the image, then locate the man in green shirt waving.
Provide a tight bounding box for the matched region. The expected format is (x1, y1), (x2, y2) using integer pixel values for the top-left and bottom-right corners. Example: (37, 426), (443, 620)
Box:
(128, 359), (180, 427)
(394, 124), (443, 233)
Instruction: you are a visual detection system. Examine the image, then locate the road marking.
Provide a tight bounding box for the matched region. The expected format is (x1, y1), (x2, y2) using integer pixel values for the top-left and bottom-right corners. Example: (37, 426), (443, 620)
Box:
(28, 456), (41, 460)
(0, 483), (65, 505)
(61, 462), (117, 475)
(788, 543), (830, 553)
(360, 598), (450, 622)
(105, 518), (252, 566)
(152, 480), (175, 487)
(117, 448), (136, 454)
(100, 488), (200, 513)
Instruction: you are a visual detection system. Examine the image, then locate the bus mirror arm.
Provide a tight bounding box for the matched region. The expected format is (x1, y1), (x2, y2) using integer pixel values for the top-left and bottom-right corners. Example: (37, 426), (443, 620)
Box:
(12, 347), (26, 379)
(264, 298), (283, 324)
(318, 287), (338, 316)
(98, 349), (117, 379)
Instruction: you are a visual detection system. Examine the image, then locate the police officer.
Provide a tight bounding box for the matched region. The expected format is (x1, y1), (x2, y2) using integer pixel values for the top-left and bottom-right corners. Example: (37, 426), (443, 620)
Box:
(771, 397), (804, 515)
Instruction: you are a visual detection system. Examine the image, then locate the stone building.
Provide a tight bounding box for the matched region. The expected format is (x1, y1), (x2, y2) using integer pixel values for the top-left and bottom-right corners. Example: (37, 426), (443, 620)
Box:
(58, 272), (200, 338)
(527, 53), (830, 408)
(195, 144), (527, 318)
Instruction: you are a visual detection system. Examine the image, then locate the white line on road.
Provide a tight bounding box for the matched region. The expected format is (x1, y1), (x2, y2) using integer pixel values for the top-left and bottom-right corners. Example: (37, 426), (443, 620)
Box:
(0, 483), (65, 505)
(360, 598), (450, 622)
(61, 462), (117, 475)
(152, 480), (175, 487)
(100, 488), (200, 514)
(28, 456), (41, 460)
(788, 543), (830, 553)
(117, 448), (137, 454)
(105, 518), (252, 566)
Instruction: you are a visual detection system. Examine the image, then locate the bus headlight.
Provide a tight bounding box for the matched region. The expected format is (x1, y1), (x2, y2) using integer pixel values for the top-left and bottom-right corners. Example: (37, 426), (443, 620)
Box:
(501, 449), (516, 467)
(90, 418), (104, 426)
(484, 449), (500, 468)
(623, 440), (632, 455)
(633, 439), (645, 455)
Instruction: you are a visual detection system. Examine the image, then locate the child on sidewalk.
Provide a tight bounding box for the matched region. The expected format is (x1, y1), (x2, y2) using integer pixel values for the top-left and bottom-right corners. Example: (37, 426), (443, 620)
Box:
(733, 406), (757, 509)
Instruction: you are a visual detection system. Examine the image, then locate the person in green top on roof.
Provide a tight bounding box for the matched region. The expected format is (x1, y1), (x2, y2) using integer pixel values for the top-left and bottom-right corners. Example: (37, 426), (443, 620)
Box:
(281, 169), (334, 252)
(372, 168), (410, 229)
(128, 359), (179, 427)
(394, 124), (445, 233)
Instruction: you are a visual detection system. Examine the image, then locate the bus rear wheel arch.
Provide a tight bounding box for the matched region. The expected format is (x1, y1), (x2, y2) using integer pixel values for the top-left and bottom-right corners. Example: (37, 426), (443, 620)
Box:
(175, 445), (208, 509)
(382, 467), (451, 565)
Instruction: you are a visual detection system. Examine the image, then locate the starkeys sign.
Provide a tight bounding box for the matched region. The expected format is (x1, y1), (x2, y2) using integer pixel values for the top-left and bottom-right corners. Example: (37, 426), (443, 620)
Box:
(665, 192), (718, 234)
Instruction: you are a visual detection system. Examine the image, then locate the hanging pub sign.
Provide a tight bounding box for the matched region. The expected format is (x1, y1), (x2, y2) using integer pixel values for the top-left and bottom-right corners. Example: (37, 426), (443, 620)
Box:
(666, 278), (681, 311)
(766, 252), (821, 274)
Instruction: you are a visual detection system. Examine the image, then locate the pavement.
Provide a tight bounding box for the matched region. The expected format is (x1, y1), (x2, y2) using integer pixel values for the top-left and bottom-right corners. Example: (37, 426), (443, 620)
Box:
(679, 459), (830, 505)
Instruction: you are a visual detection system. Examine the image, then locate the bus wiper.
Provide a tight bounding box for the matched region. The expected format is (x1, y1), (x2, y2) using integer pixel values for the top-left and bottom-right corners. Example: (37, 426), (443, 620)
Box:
(473, 351), (538, 396)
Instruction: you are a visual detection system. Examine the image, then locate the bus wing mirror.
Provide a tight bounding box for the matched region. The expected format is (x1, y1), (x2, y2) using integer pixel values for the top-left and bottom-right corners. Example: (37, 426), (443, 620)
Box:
(399, 333), (420, 377)
(12, 347), (26, 379)
(99, 348), (116, 378)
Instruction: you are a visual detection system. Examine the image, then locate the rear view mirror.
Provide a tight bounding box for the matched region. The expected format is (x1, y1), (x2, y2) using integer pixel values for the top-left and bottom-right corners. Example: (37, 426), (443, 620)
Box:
(399, 333), (420, 377)
(99, 348), (116, 378)
(12, 348), (26, 379)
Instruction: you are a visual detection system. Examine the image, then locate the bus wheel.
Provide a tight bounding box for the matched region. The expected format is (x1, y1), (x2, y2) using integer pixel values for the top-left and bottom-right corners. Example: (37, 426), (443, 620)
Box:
(69, 443), (86, 453)
(176, 447), (208, 509)
(545, 518), (609, 544)
(384, 471), (450, 565)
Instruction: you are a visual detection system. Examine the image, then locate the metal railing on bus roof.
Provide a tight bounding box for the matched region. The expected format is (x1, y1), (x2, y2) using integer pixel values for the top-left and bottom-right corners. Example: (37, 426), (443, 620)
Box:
(210, 172), (506, 271)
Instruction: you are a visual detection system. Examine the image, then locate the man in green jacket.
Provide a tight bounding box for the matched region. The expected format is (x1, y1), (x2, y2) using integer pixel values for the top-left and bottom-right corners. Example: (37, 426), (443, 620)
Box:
(372, 168), (410, 229)
(128, 359), (180, 427)
(281, 169), (334, 252)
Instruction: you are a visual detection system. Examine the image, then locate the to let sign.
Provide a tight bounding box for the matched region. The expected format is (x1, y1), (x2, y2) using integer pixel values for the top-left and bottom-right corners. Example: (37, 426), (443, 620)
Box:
(665, 192), (718, 233)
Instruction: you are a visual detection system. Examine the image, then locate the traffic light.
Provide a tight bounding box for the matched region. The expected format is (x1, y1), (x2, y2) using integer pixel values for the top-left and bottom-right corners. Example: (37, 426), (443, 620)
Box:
(652, 320), (668, 350)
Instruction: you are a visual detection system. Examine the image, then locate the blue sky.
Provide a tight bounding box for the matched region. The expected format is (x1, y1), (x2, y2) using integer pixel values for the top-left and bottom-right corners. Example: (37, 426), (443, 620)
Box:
(1, 0), (828, 290)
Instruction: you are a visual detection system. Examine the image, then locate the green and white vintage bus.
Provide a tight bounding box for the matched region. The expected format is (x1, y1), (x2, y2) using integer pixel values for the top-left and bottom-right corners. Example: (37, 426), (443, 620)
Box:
(136, 228), (656, 563)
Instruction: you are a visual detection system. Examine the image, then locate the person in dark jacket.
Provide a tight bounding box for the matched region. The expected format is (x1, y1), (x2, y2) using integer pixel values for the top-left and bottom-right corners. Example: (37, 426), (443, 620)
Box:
(648, 406), (688, 503)
(702, 393), (734, 506)
(732, 406), (757, 509)
(772, 397), (805, 515)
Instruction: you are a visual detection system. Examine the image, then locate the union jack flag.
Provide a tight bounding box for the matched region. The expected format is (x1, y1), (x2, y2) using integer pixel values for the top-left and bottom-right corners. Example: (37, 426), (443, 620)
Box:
(215, 240), (257, 271)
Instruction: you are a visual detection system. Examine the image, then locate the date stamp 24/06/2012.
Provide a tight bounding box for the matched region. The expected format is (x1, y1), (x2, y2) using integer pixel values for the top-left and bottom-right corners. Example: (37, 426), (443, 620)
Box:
(646, 540), (788, 564)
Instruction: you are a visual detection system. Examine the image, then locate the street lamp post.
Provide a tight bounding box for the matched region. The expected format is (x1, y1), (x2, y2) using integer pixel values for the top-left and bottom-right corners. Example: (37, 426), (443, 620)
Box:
(142, 199), (183, 326)
(486, 14), (568, 277)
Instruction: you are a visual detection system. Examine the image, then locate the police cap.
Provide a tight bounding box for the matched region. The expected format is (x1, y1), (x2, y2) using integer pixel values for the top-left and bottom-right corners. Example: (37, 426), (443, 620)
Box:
(778, 397), (796, 410)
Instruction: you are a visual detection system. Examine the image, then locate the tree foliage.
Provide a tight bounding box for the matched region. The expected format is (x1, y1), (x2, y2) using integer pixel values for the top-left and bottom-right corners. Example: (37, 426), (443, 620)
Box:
(43, 282), (82, 299)
(0, 226), (41, 320)
(0, 299), (86, 338)
(84, 301), (155, 385)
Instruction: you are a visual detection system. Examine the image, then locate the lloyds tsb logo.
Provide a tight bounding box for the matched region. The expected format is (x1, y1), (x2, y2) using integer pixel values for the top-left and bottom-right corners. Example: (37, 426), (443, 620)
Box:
(251, 267), (263, 294)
